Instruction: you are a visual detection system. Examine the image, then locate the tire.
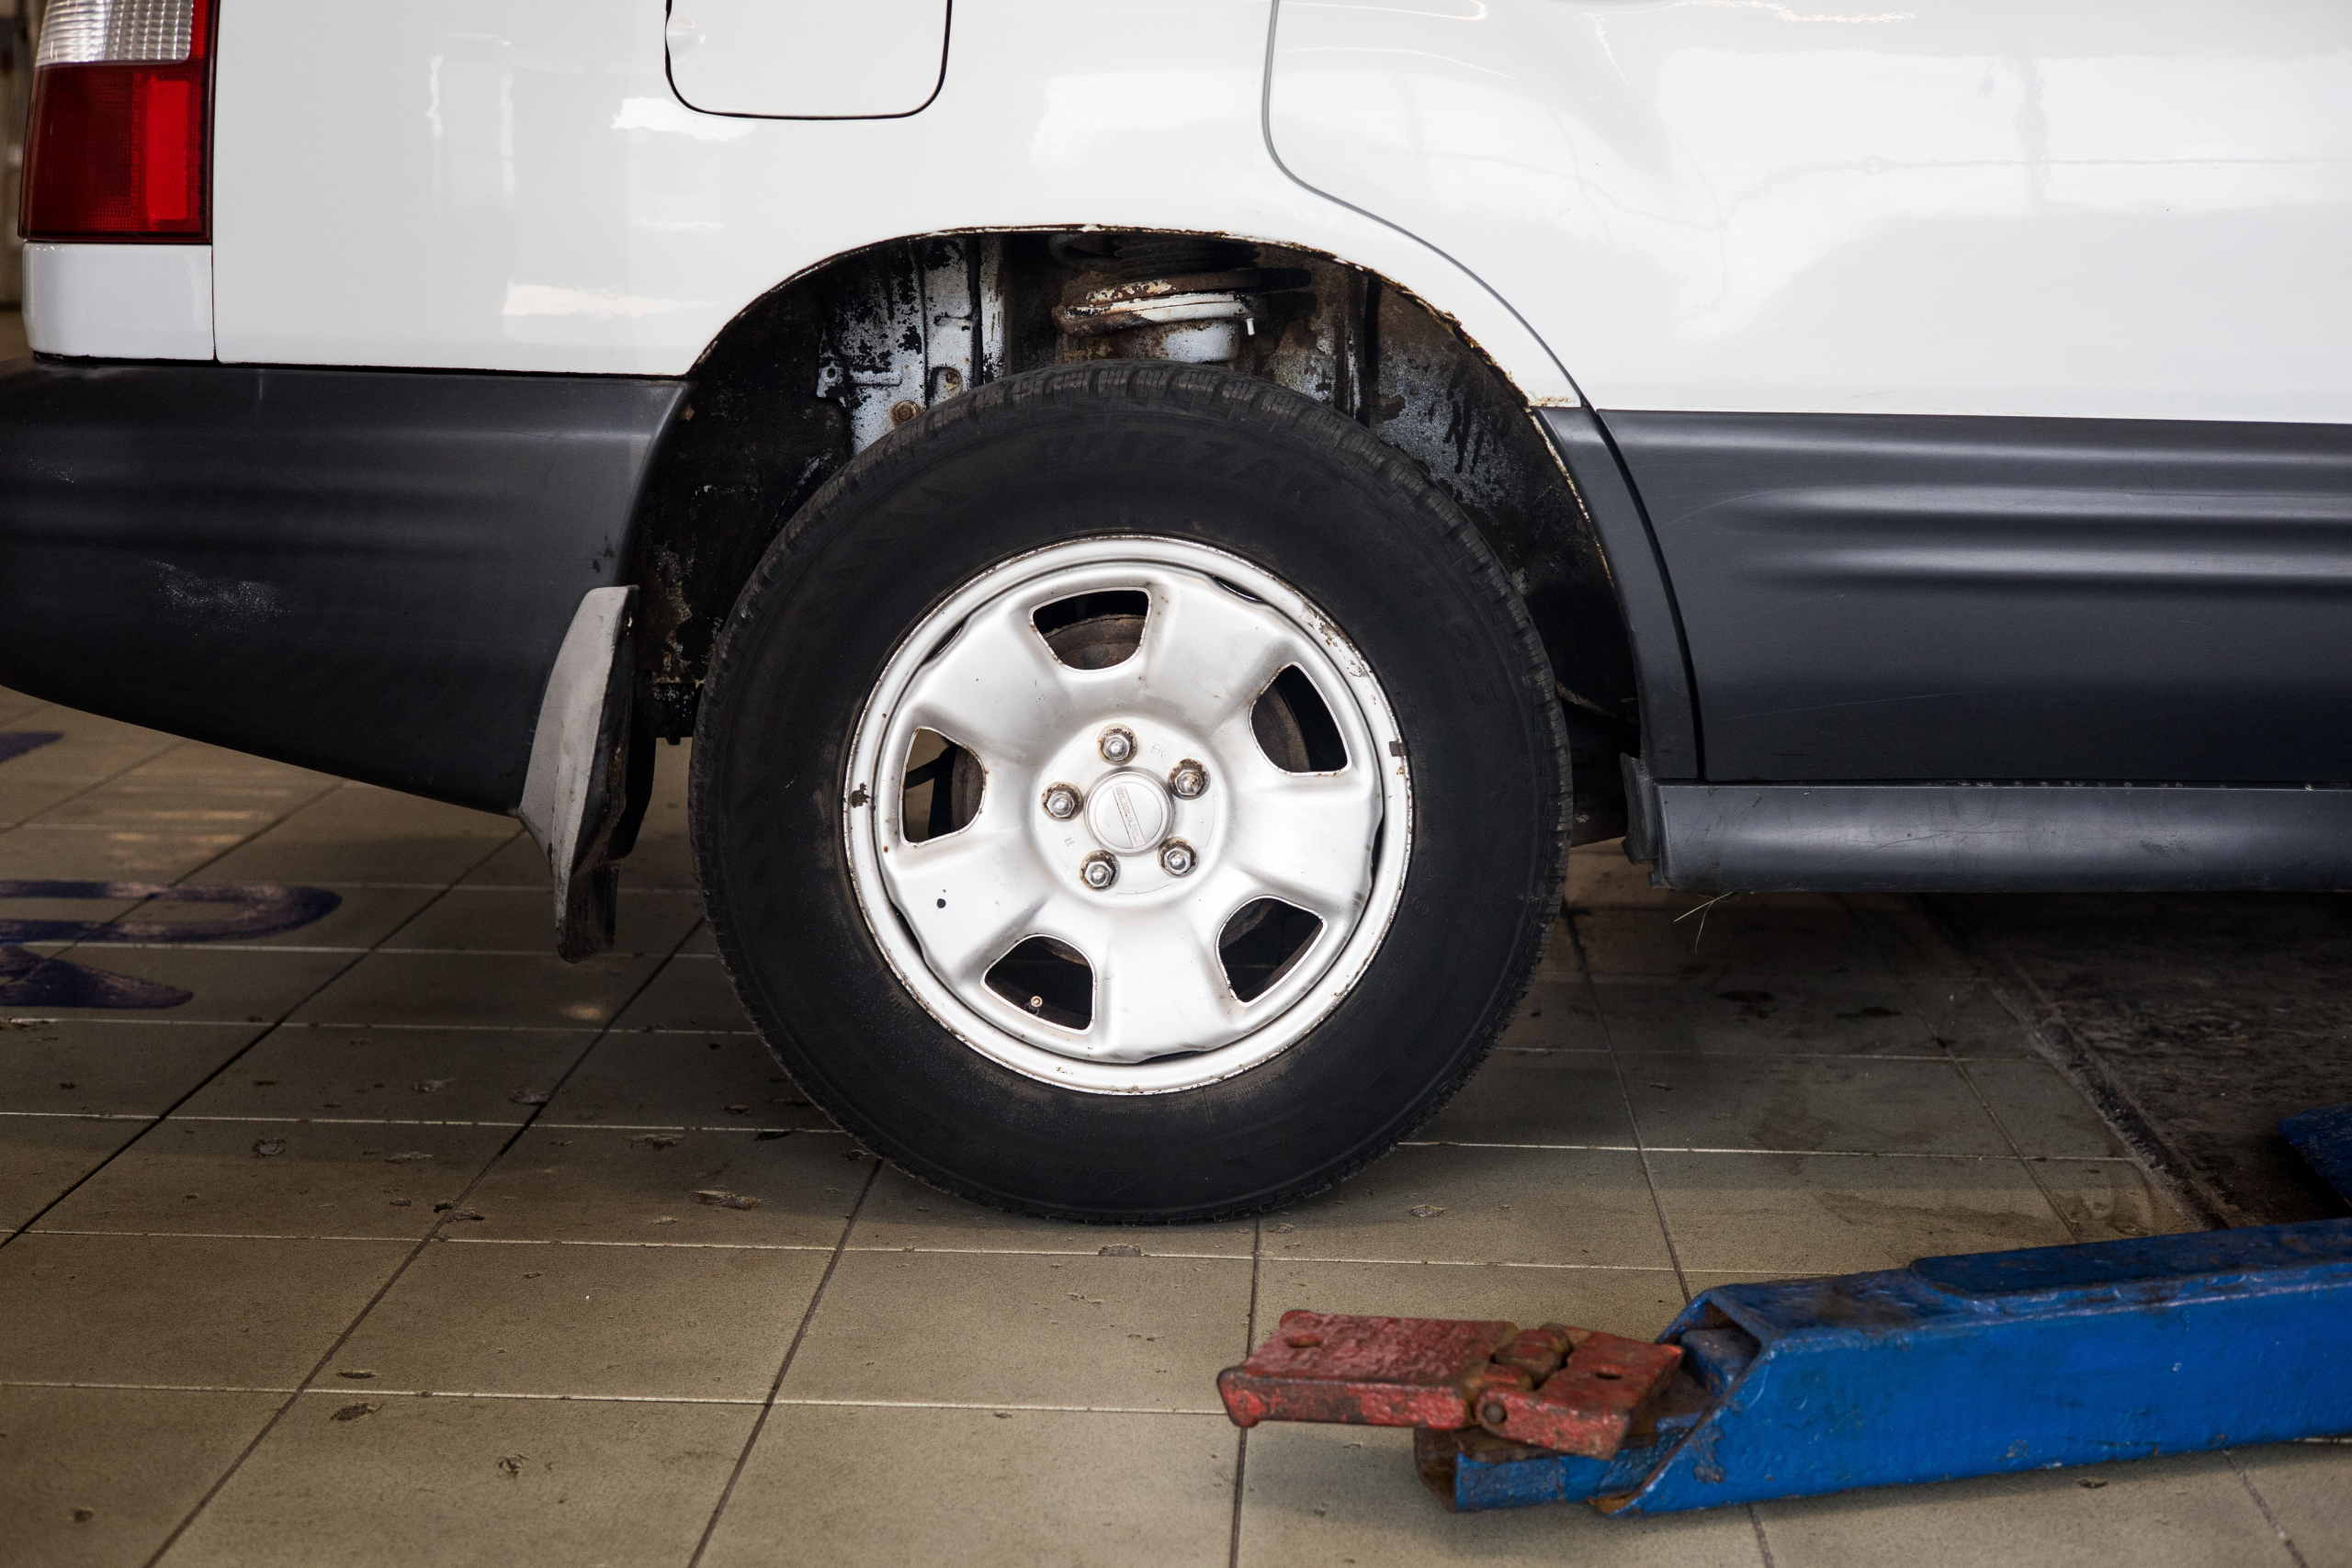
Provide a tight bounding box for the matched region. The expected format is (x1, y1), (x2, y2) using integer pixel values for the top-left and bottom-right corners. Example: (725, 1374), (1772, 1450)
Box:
(691, 362), (1568, 1222)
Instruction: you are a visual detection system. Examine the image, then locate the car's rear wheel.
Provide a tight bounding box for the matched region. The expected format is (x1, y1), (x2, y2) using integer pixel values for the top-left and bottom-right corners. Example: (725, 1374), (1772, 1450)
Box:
(692, 362), (1567, 1221)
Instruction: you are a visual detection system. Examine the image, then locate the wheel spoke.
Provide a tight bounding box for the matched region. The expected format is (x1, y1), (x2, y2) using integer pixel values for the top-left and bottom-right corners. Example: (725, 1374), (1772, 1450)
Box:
(1085, 897), (1249, 1062)
(1134, 574), (1318, 728)
(881, 824), (1057, 985)
(1222, 761), (1385, 925)
(899, 595), (1082, 768)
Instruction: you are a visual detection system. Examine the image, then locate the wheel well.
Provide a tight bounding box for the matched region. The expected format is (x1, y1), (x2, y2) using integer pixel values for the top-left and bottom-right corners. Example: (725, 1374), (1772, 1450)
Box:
(628, 231), (1636, 841)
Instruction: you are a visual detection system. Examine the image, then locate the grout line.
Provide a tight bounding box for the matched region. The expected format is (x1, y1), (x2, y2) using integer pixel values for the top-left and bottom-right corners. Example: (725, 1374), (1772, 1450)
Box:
(2224, 1449), (2313, 1568)
(12, 1231), (1684, 1267)
(0, 1112), (835, 1134)
(135, 876), (695, 1568)
(0, 1379), (1231, 1415)
(1, 1018), (755, 1033)
(0, 1111), (159, 1122)
(1227, 1215), (1263, 1568)
(1747, 1503), (1780, 1568)
(686, 1156), (884, 1568)
(1401, 1138), (2130, 1161)
(29, 1229), (467, 1245)
(773, 1396), (1228, 1416)
(2, 943), (692, 956)
(1566, 911), (1690, 1303)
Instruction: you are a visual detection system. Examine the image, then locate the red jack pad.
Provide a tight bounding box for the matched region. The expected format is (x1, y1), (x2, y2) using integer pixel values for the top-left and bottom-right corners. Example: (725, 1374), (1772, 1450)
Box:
(1218, 1312), (1526, 1429)
(1476, 1331), (1683, 1458)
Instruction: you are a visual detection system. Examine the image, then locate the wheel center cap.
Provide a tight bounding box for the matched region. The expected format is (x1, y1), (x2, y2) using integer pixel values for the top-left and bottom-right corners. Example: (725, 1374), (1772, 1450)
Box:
(1084, 771), (1173, 854)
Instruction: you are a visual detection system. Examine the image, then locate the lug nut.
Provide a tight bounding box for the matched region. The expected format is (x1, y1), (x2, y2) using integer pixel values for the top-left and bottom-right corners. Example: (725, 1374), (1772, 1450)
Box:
(1159, 840), (1197, 877)
(1098, 726), (1136, 763)
(1169, 760), (1209, 799)
(1042, 784), (1081, 820)
(1080, 852), (1119, 890)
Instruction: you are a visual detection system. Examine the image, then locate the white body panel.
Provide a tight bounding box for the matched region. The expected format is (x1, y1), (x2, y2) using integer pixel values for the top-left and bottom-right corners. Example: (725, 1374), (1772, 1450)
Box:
(666, 0), (950, 118)
(23, 243), (213, 360)
(202, 0), (1577, 401)
(1271, 0), (2352, 421)
(24, 1), (2345, 422)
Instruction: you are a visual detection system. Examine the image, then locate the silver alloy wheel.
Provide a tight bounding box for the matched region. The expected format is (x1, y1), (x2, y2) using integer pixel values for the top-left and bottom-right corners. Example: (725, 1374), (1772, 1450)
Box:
(842, 536), (1413, 1094)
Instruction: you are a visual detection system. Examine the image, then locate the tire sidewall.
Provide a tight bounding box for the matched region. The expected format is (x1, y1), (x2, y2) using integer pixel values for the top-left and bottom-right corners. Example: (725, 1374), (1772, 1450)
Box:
(694, 366), (1566, 1220)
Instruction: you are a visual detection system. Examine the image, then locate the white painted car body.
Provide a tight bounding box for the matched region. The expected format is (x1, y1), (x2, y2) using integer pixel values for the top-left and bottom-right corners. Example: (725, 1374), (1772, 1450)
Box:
(26, 0), (2352, 423)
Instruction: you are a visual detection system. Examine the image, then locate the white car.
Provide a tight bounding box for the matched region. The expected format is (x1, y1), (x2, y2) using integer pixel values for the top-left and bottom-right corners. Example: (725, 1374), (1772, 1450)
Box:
(5, 0), (2348, 1220)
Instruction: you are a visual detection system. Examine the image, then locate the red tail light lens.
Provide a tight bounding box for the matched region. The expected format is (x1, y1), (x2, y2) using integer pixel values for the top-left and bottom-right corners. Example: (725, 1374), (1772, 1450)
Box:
(20, 0), (216, 242)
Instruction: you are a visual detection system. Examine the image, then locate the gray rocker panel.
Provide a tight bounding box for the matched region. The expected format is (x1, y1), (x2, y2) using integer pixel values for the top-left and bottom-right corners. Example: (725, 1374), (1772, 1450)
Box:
(1649, 783), (2352, 892)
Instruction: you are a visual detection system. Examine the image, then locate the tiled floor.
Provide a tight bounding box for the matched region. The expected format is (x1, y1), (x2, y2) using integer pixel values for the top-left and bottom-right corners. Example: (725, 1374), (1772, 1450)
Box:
(2, 687), (2346, 1566)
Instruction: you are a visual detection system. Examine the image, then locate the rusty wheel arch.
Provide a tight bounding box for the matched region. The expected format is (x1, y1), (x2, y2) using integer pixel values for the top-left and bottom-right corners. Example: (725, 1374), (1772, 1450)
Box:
(627, 229), (1637, 841)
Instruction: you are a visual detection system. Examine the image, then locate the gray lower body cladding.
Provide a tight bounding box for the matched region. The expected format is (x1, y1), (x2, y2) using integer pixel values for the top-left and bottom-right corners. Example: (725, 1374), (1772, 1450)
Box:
(0, 358), (685, 812)
(1594, 408), (2352, 784)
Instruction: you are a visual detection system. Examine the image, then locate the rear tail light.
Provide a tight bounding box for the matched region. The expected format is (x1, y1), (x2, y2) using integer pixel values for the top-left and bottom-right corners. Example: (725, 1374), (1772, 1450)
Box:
(20, 0), (216, 242)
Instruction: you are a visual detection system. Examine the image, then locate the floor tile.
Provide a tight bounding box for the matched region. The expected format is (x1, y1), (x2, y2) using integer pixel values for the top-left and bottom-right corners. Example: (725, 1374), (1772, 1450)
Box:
(1489, 976), (1610, 1051)
(0, 827), (251, 880)
(160, 1392), (753, 1568)
(537, 1027), (827, 1133)
(6, 881), (430, 953)
(2234, 1442), (2352, 1568)
(1595, 976), (1939, 1058)
(1754, 1451), (2289, 1568)
(1272, 1145), (1675, 1269)
(2, 944), (360, 1023)
(379, 886), (705, 957)
(288, 951), (662, 1030)
(0, 714), (180, 784)
(28, 774), (337, 831)
(200, 785), (517, 884)
(1565, 843), (1681, 909)
(1254, 1258), (1690, 1341)
(0, 1020), (267, 1116)
(1237, 1422), (1765, 1568)
(0, 1233), (412, 1385)
(176, 1027), (594, 1125)
(2030, 1157), (2198, 1242)
(1575, 897), (1896, 980)
(450, 831), (555, 890)
(232, 882), (445, 951)
(0, 1384), (285, 1568)
(1961, 1058), (2131, 1158)
(36, 1116), (514, 1240)
(1838, 891), (1984, 978)
(334, 1239), (829, 1399)
(705, 1405), (1235, 1568)
(1623, 1056), (2011, 1156)
(783, 1248), (1251, 1409)
(0, 1115), (152, 1233)
(0, 776), (92, 827)
(1646, 1151), (2073, 1276)
(459, 1125), (863, 1247)
(1903, 979), (2041, 1058)
(607, 953), (754, 1033)
(847, 1165), (1253, 1257)
(1415, 1048), (1634, 1147)
(121, 742), (336, 784)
